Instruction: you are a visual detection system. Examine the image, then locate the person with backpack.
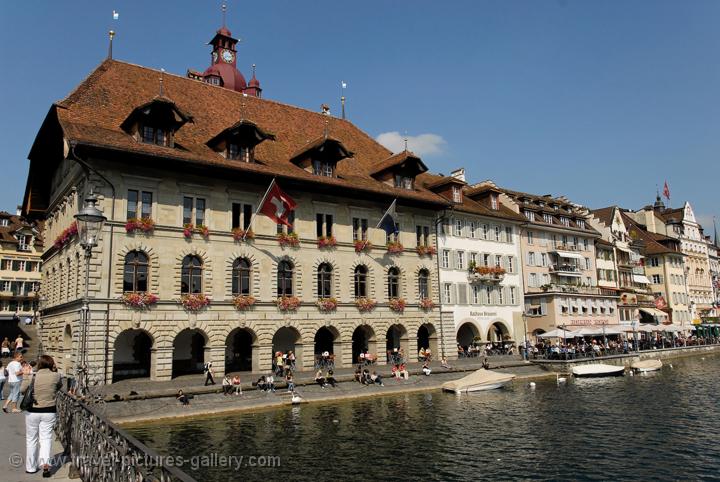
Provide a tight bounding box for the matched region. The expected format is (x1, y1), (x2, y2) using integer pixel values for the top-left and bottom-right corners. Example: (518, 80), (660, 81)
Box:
(203, 361), (215, 386)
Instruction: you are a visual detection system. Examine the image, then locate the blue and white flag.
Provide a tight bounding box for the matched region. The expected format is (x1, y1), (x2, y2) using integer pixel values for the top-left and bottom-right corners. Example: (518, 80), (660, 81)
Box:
(377, 199), (399, 236)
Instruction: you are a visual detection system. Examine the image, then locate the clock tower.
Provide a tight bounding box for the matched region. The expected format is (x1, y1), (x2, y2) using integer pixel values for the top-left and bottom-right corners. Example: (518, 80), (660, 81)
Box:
(187, 22), (261, 96)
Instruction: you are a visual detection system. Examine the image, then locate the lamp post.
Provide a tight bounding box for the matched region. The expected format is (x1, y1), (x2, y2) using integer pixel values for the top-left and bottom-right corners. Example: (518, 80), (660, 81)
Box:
(74, 191), (106, 395)
(521, 311), (529, 361)
(32, 282), (42, 356)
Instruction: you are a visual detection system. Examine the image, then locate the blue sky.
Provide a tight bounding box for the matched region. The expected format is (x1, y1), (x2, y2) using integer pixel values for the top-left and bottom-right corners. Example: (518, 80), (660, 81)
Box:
(1, 1), (718, 233)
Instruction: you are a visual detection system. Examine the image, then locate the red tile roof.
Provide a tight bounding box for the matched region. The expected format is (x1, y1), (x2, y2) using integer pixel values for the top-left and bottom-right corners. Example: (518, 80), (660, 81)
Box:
(25, 59), (449, 215)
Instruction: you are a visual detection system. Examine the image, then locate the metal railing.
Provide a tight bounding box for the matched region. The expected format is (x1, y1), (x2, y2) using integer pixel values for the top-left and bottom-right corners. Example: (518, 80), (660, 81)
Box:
(56, 390), (195, 482)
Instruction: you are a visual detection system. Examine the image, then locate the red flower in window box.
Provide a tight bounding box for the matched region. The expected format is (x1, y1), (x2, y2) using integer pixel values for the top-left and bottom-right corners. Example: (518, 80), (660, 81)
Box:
(416, 245), (437, 257)
(276, 296), (301, 311)
(355, 297), (377, 312)
(316, 297), (338, 312)
(317, 236), (337, 249)
(54, 222), (78, 250)
(196, 224), (210, 238)
(386, 241), (404, 254)
(183, 223), (193, 239)
(354, 240), (372, 253)
(125, 217), (155, 234)
(121, 292), (158, 309)
(419, 298), (435, 311)
(232, 228), (255, 242)
(180, 293), (211, 311)
(277, 232), (300, 247)
(232, 295), (256, 310)
(389, 298), (406, 313)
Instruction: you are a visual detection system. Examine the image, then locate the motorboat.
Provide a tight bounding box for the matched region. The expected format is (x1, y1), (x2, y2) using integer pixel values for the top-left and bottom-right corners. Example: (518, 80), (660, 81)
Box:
(442, 369), (516, 394)
(571, 364), (625, 378)
(630, 359), (663, 373)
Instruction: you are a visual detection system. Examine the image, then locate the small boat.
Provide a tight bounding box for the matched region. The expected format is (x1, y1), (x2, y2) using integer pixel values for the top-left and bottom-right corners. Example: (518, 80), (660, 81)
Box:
(631, 359), (662, 373)
(572, 364), (625, 378)
(442, 369), (516, 394)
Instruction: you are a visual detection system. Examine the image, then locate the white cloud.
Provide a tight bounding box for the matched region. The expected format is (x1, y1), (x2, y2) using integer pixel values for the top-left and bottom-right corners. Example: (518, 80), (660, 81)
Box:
(375, 131), (446, 157)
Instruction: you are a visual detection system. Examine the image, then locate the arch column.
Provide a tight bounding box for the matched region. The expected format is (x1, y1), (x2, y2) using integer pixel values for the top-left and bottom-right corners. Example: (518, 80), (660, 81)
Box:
(256, 343), (272, 373)
(295, 343), (308, 371)
(333, 340), (348, 368)
(208, 346), (226, 378)
(153, 347), (173, 381)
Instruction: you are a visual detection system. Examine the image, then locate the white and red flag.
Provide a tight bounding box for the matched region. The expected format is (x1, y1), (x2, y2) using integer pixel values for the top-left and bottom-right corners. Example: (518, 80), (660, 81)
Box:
(662, 181), (670, 201)
(259, 180), (296, 227)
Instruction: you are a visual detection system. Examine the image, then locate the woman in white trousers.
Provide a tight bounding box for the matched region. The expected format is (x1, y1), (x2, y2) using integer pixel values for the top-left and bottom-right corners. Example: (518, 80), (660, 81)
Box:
(22, 355), (61, 477)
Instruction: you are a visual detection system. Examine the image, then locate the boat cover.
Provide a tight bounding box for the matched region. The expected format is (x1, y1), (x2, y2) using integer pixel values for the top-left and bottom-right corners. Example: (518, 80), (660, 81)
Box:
(442, 369), (516, 392)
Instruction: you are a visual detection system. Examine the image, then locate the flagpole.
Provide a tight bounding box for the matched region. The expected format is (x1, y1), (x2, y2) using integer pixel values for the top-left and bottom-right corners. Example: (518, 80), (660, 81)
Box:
(243, 177), (276, 241)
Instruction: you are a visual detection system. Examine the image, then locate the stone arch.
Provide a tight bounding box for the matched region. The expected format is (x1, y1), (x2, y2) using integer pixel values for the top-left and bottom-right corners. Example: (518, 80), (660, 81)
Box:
(112, 329), (153, 382)
(352, 324), (377, 364)
(349, 260), (375, 299)
(174, 248), (213, 297)
(314, 325), (341, 361)
(417, 322), (438, 358)
(225, 326), (258, 373)
(271, 254), (303, 299)
(172, 327), (210, 378)
(385, 323), (408, 363)
(115, 243), (161, 296)
(457, 319), (481, 348)
(272, 326), (303, 370)
(487, 319), (512, 343)
(311, 257), (341, 300)
(225, 251), (261, 298)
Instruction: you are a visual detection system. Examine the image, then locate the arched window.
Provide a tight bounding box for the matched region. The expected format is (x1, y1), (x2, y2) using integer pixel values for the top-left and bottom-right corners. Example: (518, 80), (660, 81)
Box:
(277, 260), (294, 297)
(124, 251), (149, 292)
(181, 255), (203, 294)
(232, 258), (251, 296)
(317, 263), (333, 298)
(354, 265), (368, 298)
(388, 267), (400, 299)
(418, 269), (430, 299)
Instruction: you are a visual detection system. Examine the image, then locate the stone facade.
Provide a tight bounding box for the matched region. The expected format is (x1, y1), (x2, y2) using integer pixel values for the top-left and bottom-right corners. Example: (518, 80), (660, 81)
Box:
(0, 213), (42, 324)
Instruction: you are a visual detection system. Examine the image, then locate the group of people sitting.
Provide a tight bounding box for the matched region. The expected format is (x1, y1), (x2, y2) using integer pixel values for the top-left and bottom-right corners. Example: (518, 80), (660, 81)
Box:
(314, 369), (338, 388)
(354, 366), (384, 386)
(457, 342), (516, 357)
(358, 351), (377, 365)
(418, 346), (433, 362)
(221, 375), (244, 395)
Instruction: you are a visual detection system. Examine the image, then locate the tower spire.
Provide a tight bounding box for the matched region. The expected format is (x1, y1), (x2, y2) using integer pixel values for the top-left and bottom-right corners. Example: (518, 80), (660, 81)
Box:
(221, 2), (227, 28)
(159, 68), (165, 97)
(714, 216), (719, 247)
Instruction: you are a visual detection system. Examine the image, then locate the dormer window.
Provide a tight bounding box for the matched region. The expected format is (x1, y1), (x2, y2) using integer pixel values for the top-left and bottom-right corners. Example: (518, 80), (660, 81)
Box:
(577, 219), (586, 229)
(490, 193), (499, 210)
(141, 125), (169, 146)
(228, 143), (252, 162)
(313, 160), (334, 177)
(452, 186), (462, 203)
(16, 234), (32, 252)
(560, 216), (571, 227)
(543, 213), (553, 224)
(395, 175), (414, 190)
(0, 219), (8, 227)
(524, 210), (535, 222)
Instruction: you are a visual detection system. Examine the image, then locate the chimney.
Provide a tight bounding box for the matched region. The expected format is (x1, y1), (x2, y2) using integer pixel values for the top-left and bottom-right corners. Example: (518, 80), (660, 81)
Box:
(16, 205), (21, 216)
(450, 168), (466, 182)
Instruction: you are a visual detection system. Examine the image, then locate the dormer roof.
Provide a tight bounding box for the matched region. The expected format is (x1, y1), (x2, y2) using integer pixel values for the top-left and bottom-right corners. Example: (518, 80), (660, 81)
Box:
(369, 150), (428, 178)
(289, 135), (353, 165)
(206, 119), (275, 148)
(120, 96), (193, 133)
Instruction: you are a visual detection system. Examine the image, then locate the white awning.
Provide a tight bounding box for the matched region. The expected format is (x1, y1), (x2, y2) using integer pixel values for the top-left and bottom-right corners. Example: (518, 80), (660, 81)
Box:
(554, 250), (584, 260)
(639, 307), (668, 319)
(616, 246), (633, 254)
(632, 274), (651, 284)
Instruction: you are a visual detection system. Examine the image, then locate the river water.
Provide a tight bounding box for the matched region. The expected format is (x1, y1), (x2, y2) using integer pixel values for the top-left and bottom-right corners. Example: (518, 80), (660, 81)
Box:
(127, 354), (720, 481)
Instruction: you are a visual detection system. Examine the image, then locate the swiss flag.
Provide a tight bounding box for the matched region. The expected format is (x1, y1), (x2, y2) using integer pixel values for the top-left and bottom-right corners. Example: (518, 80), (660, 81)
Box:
(260, 182), (297, 227)
(662, 181), (670, 201)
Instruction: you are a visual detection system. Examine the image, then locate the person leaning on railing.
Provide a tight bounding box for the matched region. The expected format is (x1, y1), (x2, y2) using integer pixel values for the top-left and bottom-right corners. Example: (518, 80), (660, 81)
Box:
(21, 354), (62, 477)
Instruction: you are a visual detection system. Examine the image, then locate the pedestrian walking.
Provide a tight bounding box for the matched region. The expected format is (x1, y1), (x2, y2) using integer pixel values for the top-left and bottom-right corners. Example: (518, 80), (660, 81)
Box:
(203, 361), (215, 386)
(14, 335), (24, 353)
(0, 359), (6, 400)
(22, 355), (62, 477)
(3, 352), (23, 413)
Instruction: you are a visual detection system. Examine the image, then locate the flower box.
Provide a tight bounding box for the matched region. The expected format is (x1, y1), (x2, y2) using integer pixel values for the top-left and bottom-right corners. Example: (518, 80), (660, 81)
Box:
(196, 224), (210, 238)
(232, 295), (256, 310)
(180, 293), (211, 311)
(183, 223), (194, 239)
(389, 298), (406, 313)
(355, 297), (377, 313)
(316, 297), (338, 312)
(232, 228), (255, 242)
(317, 236), (337, 249)
(53, 222), (78, 250)
(278, 232), (300, 247)
(121, 292), (158, 309)
(277, 296), (301, 311)
(416, 245), (437, 257)
(419, 298), (435, 311)
(125, 217), (155, 234)
(354, 240), (372, 253)
(386, 241), (404, 254)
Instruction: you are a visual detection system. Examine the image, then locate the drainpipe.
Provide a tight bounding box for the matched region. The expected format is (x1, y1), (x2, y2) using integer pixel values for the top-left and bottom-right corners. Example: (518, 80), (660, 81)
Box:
(435, 209), (450, 359)
(69, 144), (116, 385)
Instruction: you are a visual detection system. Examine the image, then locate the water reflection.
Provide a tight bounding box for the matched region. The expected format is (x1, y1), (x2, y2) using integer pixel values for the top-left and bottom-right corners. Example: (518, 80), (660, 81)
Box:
(129, 355), (720, 481)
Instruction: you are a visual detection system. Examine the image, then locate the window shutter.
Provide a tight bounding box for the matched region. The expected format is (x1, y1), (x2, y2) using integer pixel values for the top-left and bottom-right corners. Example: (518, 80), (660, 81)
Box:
(540, 298), (547, 315)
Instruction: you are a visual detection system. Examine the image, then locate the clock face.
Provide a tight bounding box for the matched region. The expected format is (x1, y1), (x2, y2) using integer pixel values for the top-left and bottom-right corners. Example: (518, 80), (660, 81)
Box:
(222, 50), (234, 63)
(212, 52), (218, 63)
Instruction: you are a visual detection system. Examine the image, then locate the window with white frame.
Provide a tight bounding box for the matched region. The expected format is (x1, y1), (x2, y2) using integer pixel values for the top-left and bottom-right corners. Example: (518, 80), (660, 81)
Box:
(509, 286), (516, 304)
(472, 285), (480, 304)
(495, 254), (502, 267)
(529, 273), (537, 287)
(452, 186), (462, 203)
(528, 252), (536, 266)
(527, 231), (534, 244)
(482, 224), (489, 239)
(490, 194), (498, 210)
(183, 196), (206, 227)
(443, 283), (452, 304)
(505, 226), (512, 242)
(652, 274), (662, 284)
(454, 219), (463, 237)
(469, 222), (476, 238)
(524, 210), (535, 221)
(507, 256), (514, 273)
(441, 250), (450, 269)
(494, 226), (501, 241)
(560, 216), (570, 227)
(457, 251), (465, 270)
(541, 253), (547, 267)
(543, 213), (552, 224)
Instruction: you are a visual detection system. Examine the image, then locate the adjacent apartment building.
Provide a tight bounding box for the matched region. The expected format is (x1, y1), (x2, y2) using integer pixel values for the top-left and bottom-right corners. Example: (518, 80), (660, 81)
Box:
(497, 188), (620, 336)
(429, 174), (526, 349)
(22, 23), (456, 382)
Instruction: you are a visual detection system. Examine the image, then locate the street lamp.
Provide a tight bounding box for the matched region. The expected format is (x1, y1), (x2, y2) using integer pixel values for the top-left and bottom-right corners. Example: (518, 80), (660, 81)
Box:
(73, 191), (106, 394)
(521, 311), (529, 361)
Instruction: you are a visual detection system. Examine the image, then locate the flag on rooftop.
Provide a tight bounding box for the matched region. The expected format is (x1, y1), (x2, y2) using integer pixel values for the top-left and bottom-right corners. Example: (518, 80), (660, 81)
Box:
(113, 10), (119, 20)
